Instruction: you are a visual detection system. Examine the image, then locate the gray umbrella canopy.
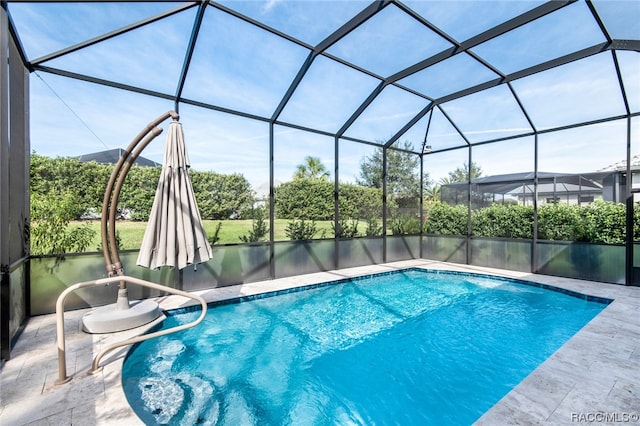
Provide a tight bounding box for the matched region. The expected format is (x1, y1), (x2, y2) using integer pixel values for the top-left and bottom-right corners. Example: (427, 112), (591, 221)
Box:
(137, 120), (212, 270)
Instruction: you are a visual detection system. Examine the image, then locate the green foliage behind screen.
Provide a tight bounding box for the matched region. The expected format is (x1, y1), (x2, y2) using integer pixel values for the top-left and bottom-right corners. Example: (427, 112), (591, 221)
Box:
(30, 153), (253, 221)
(425, 200), (636, 244)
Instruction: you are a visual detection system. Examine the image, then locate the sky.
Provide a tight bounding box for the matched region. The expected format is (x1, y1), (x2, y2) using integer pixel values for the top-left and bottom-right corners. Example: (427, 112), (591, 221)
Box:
(7, 0), (640, 188)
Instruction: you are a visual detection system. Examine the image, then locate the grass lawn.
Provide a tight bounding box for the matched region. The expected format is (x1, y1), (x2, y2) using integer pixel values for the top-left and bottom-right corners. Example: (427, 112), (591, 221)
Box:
(78, 219), (335, 251)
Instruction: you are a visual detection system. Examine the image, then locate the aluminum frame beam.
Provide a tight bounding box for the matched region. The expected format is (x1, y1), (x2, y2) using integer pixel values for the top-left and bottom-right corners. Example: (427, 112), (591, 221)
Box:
(174, 1), (208, 112)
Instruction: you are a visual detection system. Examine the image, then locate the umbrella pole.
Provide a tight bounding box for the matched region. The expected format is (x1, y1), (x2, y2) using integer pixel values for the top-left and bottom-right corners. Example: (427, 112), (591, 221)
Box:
(116, 286), (130, 310)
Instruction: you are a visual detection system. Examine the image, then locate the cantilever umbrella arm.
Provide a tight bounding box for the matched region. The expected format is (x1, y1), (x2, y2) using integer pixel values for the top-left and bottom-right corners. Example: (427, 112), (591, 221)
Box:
(100, 110), (180, 282)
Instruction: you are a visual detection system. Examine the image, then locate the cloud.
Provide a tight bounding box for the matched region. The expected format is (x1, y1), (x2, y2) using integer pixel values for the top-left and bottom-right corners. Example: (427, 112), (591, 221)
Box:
(344, 85), (429, 141)
(439, 84), (533, 143)
(261, 0), (281, 14)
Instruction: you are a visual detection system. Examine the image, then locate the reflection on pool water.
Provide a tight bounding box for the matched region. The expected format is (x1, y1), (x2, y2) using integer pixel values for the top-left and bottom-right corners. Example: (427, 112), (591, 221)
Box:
(122, 268), (609, 425)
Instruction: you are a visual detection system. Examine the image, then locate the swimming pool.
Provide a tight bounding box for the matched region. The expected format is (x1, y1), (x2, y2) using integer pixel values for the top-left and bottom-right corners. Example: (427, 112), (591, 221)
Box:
(122, 268), (609, 425)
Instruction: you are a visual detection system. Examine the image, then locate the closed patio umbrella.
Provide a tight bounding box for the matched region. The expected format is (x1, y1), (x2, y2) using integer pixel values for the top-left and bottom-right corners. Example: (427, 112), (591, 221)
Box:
(137, 119), (212, 269)
(82, 112), (212, 334)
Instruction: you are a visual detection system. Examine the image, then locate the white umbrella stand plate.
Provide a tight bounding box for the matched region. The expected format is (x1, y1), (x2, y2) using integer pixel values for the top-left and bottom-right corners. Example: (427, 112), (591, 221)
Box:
(82, 289), (161, 334)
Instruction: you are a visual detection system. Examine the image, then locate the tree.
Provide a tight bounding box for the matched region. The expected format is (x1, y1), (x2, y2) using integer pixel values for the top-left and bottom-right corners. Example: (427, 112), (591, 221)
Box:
(357, 141), (430, 202)
(440, 161), (483, 184)
(424, 184), (441, 202)
(30, 191), (96, 256)
(294, 156), (330, 181)
(432, 161), (483, 204)
(338, 183), (383, 219)
(30, 152), (108, 219)
(191, 171), (253, 220)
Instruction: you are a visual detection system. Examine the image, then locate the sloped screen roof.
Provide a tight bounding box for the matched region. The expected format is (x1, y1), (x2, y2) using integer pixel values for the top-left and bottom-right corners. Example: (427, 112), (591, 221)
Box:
(5, 0), (640, 163)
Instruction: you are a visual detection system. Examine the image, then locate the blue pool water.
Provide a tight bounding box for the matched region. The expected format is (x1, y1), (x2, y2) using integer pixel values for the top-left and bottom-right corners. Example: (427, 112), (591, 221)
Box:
(122, 269), (609, 425)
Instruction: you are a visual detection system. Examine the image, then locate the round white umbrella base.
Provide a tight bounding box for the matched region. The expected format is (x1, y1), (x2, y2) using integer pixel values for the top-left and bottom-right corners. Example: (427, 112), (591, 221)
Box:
(82, 299), (161, 334)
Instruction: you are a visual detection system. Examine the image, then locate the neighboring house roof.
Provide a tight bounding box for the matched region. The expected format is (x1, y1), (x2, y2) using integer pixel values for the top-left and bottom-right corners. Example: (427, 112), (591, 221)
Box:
(441, 171), (615, 196)
(598, 154), (640, 172)
(78, 148), (160, 167)
(253, 179), (282, 200)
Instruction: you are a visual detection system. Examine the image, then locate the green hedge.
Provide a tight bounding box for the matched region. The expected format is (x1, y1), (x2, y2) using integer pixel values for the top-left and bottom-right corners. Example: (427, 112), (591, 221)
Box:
(275, 179), (385, 221)
(472, 204), (533, 239)
(424, 202), (468, 235)
(425, 201), (637, 244)
(31, 153), (254, 221)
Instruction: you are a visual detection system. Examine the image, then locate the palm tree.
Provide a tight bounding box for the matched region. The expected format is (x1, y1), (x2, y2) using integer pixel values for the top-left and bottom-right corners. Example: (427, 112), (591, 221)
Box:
(424, 184), (441, 202)
(294, 156), (330, 181)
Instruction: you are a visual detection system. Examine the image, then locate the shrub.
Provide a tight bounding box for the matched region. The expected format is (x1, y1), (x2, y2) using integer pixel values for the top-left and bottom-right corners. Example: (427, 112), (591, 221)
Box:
(338, 184), (384, 219)
(30, 153), (255, 222)
(96, 230), (122, 252)
(191, 171), (253, 220)
(390, 215), (421, 235)
(365, 217), (382, 237)
(426, 200), (631, 244)
(276, 180), (385, 222)
(580, 200), (626, 244)
(275, 179), (333, 220)
(472, 204), (534, 238)
(424, 201), (467, 235)
(208, 222), (222, 245)
(537, 204), (586, 241)
(240, 208), (268, 243)
(334, 218), (359, 238)
(285, 219), (317, 240)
